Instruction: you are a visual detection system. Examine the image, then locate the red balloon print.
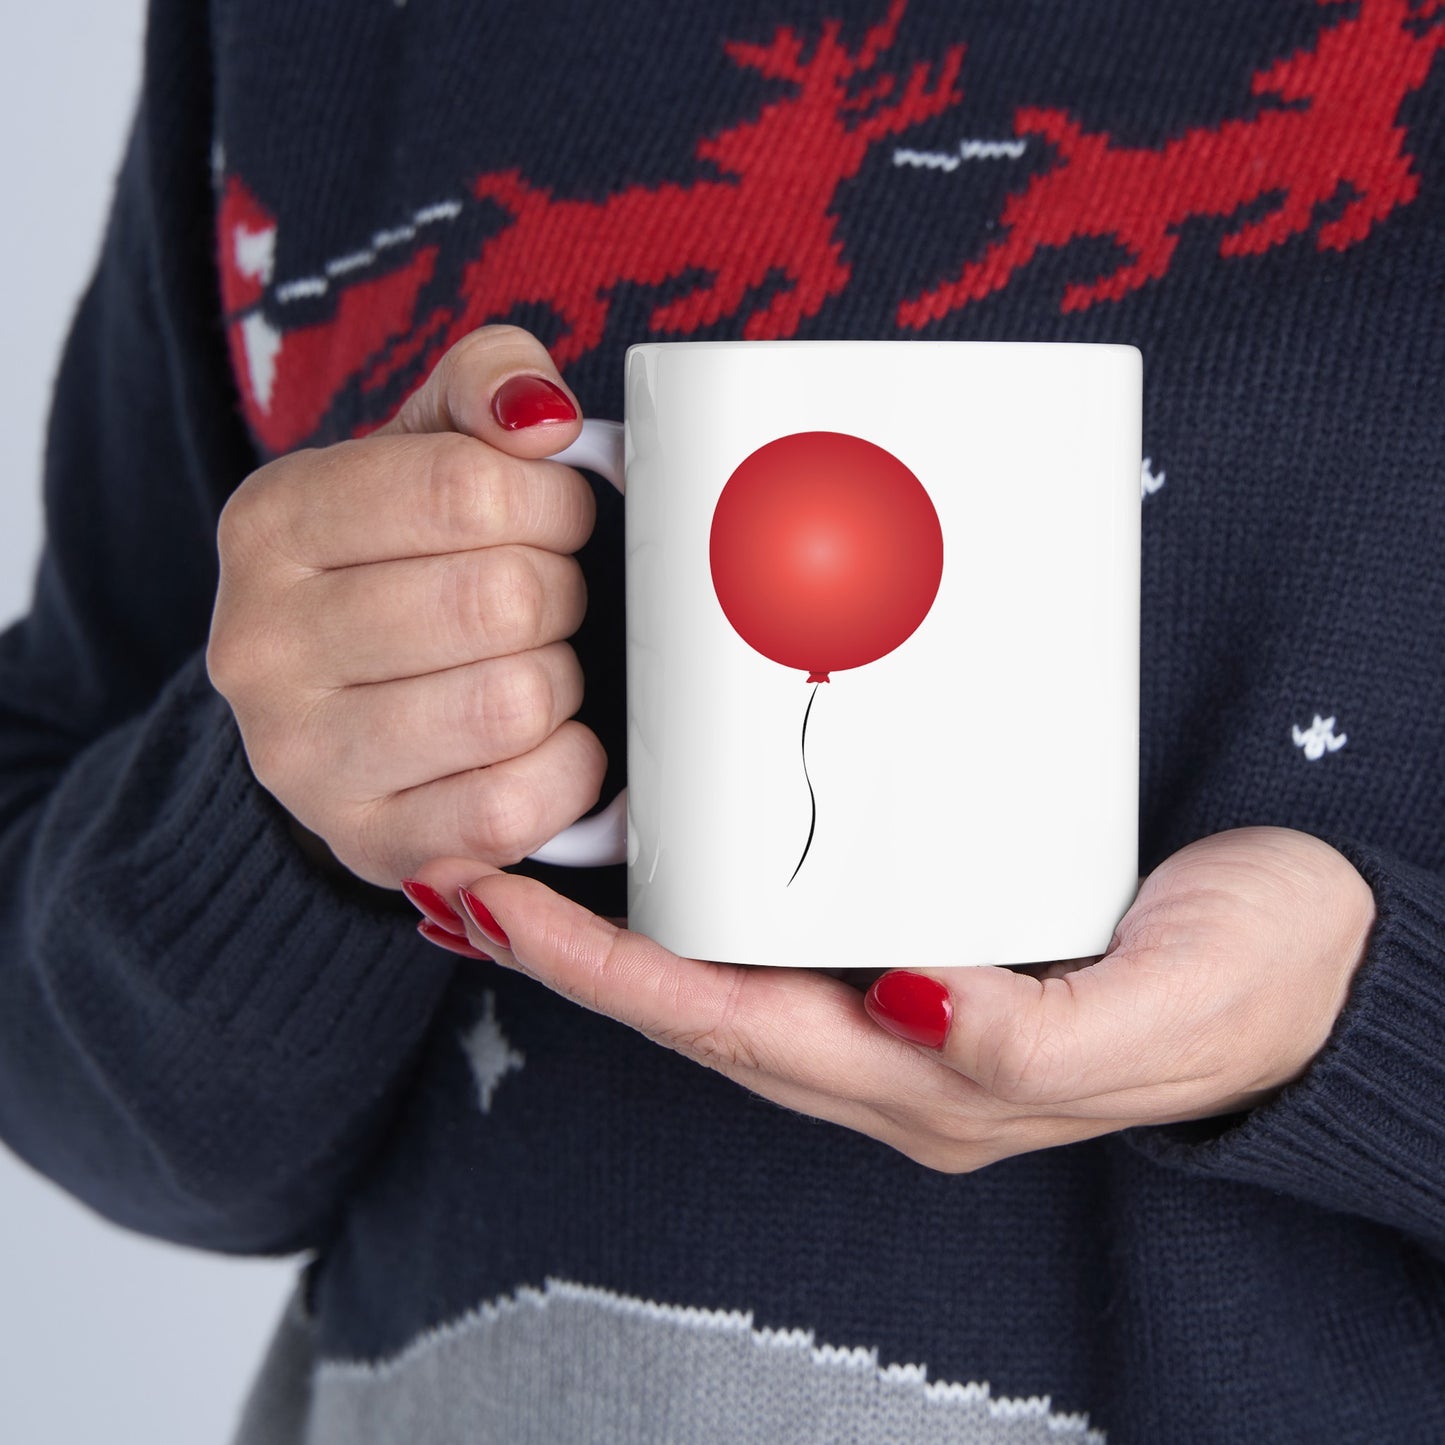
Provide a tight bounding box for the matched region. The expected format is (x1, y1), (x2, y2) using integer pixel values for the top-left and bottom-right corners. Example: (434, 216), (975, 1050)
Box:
(709, 431), (944, 682)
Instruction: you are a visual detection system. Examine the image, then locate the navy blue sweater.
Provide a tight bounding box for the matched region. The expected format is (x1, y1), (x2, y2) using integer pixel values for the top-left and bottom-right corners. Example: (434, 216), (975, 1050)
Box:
(2, 0), (1444, 1439)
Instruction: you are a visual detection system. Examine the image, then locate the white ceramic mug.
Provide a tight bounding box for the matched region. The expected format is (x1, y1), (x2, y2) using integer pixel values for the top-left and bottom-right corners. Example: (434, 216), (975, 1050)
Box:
(533, 340), (1141, 969)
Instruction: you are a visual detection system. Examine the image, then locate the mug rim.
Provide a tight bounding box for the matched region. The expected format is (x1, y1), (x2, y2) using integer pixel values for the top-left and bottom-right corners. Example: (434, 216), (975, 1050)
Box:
(625, 337), (1142, 360)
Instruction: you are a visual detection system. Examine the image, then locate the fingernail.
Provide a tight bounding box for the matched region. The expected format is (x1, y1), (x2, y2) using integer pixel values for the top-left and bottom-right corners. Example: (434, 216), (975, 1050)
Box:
(417, 919), (494, 961)
(458, 888), (511, 951)
(491, 374), (577, 430)
(864, 971), (953, 1050)
(401, 879), (466, 935)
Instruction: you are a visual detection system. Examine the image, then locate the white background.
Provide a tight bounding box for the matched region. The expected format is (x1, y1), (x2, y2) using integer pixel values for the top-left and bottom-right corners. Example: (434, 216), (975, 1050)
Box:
(0, 7), (296, 1441)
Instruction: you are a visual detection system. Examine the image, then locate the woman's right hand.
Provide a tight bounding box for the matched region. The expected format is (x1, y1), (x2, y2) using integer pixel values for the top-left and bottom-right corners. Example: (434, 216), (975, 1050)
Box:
(206, 325), (605, 888)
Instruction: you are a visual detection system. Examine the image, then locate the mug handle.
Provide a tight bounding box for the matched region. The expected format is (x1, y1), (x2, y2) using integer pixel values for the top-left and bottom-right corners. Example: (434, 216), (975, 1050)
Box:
(526, 419), (629, 867)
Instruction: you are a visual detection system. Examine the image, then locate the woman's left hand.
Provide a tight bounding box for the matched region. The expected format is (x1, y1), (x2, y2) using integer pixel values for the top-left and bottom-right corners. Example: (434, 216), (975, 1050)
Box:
(406, 826), (1376, 1171)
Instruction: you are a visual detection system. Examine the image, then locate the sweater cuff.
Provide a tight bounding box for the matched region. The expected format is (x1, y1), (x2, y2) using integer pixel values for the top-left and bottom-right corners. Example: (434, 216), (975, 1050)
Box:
(62, 651), (450, 1063)
(1124, 840), (1445, 1247)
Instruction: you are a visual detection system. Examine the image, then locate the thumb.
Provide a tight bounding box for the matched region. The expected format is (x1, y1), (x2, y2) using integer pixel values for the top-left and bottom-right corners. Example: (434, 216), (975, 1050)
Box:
(377, 323), (583, 458)
(864, 955), (1171, 1111)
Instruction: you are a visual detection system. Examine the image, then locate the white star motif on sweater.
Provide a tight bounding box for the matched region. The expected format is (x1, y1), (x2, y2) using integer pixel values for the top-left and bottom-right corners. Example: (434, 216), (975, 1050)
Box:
(459, 992), (525, 1114)
(1292, 714), (1347, 760)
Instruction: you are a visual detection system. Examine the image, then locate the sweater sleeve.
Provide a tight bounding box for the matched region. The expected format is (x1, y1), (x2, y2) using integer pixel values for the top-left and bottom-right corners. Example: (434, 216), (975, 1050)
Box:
(0, 0), (454, 1255)
(1125, 840), (1445, 1256)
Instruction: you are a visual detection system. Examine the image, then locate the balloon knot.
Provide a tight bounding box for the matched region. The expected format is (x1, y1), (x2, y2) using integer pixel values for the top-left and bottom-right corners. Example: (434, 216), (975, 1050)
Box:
(806, 672), (831, 684)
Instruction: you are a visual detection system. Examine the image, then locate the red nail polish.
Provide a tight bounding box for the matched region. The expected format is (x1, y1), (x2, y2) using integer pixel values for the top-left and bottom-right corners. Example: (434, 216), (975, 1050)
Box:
(401, 879), (466, 935)
(864, 971), (953, 1050)
(417, 919), (494, 961)
(491, 374), (577, 430)
(458, 888), (511, 951)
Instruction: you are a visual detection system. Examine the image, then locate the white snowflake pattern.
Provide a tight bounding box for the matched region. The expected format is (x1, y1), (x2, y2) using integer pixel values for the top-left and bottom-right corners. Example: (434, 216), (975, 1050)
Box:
(459, 991), (525, 1114)
(1141, 456), (1166, 497)
(1292, 714), (1347, 760)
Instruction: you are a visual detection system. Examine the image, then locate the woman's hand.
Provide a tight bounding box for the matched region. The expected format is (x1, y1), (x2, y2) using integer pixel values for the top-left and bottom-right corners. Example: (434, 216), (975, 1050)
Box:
(408, 827), (1376, 1170)
(207, 326), (605, 888)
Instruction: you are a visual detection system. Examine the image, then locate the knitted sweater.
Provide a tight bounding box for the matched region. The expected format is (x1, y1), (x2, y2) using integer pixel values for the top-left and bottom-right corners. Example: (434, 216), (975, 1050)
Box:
(1, 0), (1443, 1440)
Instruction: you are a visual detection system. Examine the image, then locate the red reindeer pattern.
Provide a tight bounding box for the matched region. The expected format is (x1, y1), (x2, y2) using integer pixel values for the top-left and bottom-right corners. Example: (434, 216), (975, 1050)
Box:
(898, 0), (1445, 327)
(369, 0), (963, 388)
(221, 0), (962, 454)
(217, 0), (1440, 456)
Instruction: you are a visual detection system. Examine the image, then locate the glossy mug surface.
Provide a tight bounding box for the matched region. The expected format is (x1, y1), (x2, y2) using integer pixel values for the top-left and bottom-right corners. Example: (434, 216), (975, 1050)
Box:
(542, 340), (1141, 969)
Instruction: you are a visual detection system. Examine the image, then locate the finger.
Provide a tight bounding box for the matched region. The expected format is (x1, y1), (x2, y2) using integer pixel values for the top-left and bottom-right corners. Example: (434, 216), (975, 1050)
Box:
(448, 871), (955, 1110)
(416, 918), (495, 961)
(371, 720), (608, 873)
(240, 437), (597, 572)
(295, 546), (587, 685)
(305, 641), (584, 797)
(399, 874), (474, 937)
(438, 874), (1142, 1164)
(377, 324), (584, 460)
(864, 953), (1193, 1114)
(1011, 955), (1099, 983)
(405, 857), (911, 1135)
(421, 868), (874, 1109)
(402, 864), (1148, 1168)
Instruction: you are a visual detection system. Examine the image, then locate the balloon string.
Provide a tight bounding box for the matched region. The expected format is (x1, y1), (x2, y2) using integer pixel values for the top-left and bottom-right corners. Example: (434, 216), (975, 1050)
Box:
(787, 682), (822, 887)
